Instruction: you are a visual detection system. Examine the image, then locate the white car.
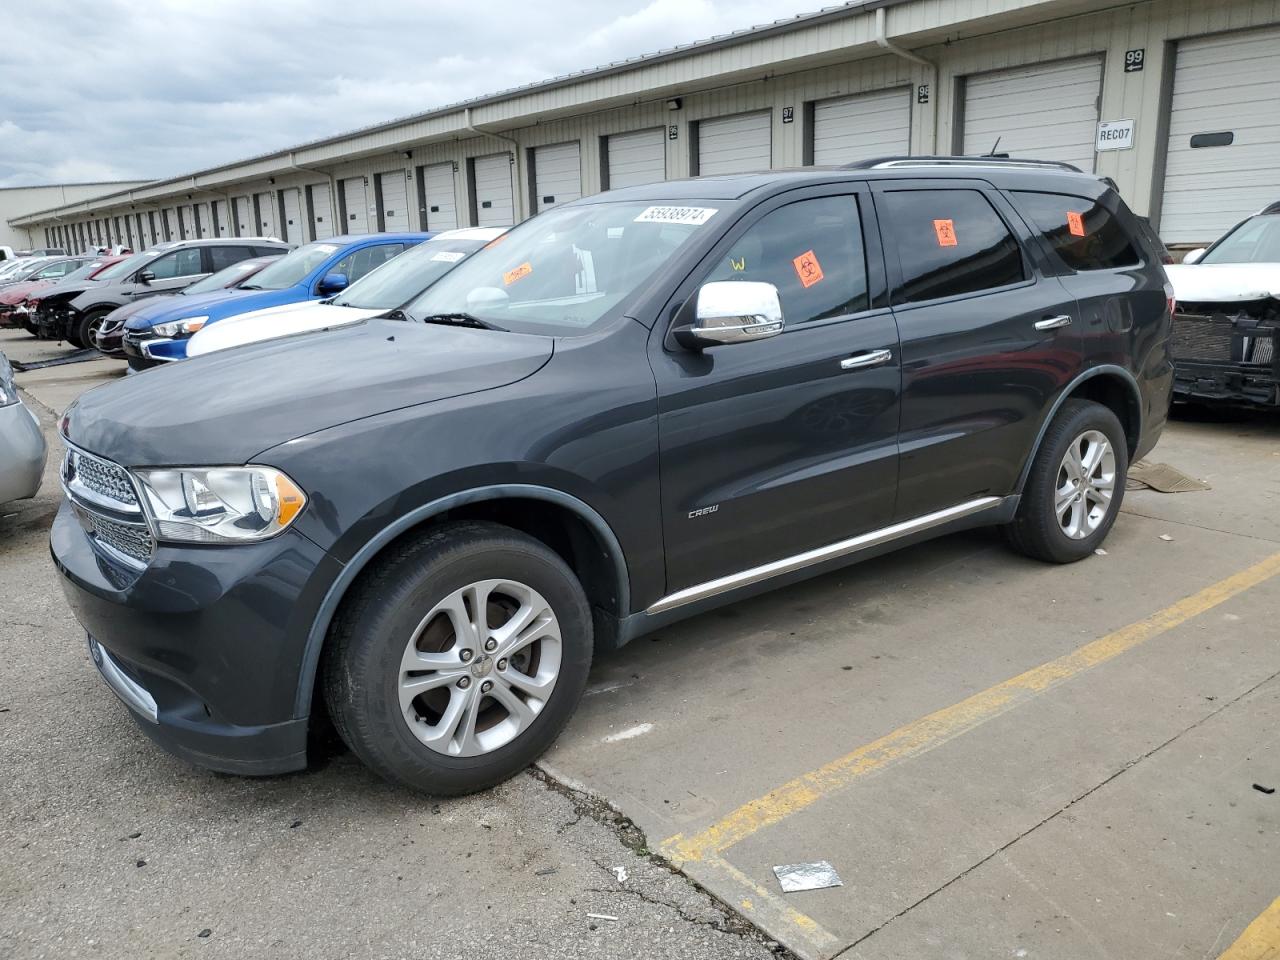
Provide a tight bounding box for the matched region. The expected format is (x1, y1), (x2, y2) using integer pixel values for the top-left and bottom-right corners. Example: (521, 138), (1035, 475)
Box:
(187, 227), (507, 358)
(1165, 202), (1280, 305)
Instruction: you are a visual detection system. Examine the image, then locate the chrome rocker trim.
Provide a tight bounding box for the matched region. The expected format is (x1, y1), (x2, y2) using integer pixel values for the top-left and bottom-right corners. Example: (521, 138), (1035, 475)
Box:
(645, 496), (1005, 615)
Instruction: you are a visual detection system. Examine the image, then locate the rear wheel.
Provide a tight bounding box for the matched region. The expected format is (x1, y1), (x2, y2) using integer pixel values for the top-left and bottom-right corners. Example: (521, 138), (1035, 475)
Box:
(1004, 399), (1128, 563)
(323, 521), (593, 795)
(73, 308), (111, 351)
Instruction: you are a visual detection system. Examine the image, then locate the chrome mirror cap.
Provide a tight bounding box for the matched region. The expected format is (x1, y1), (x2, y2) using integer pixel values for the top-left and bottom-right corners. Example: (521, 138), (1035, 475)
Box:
(682, 280), (784, 347)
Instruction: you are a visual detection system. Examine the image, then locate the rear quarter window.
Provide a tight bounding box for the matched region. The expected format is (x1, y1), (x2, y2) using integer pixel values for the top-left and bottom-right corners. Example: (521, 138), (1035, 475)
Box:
(879, 189), (1026, 305)
(1012, 191), (1140, 271)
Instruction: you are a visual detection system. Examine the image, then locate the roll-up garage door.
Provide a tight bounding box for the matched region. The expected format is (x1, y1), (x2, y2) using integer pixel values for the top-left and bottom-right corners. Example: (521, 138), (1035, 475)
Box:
(697, 111), (772, 175)
(281, 188), (303, 242)
(308, 183), (333, 239)
(420, 163), (457, 230)
(234, 196), (253, 235)
(532, 142), (581, 212)
(159, 209), (173, 241)
(961, 57), (1101, 172)
(195, 202), (212, 238)
(178, 207), (194, 240)
(1159, 26), (1280, 244)
(377, 171), (410, 231)
(255, 192), (277, 237)
(605, 128), (665, 189)
(812, 88), (911, 165)
(473, 153), (514, 227)
(209, 203), (224, 237)
(343, 177), (371, 234)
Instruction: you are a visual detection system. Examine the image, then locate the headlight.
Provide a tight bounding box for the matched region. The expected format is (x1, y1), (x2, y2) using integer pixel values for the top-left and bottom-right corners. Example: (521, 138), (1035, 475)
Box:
(133, 466), (306, 543)
(0, 353), (16, 406)
(151, 316), (209, 338)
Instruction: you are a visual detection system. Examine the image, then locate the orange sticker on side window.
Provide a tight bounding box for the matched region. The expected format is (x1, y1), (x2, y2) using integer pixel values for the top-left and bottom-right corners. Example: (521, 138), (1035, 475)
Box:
(503, 261), (532, 285)
(792, 249), (824, 288)
(1067, 211), (1085, 236)
(933, 219), (957, 247)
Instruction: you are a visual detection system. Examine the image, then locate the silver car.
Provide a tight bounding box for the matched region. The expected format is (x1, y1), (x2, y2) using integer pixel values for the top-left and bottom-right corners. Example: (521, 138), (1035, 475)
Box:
(0, 350), (46, 503)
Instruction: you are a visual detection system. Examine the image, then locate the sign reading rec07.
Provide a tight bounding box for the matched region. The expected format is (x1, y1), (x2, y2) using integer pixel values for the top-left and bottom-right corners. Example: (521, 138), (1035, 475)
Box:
(1095, 119), (1135, 152)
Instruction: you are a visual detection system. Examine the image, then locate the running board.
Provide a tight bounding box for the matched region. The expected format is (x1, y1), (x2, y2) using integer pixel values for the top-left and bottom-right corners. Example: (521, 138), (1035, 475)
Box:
(645, 496), (1006, 615)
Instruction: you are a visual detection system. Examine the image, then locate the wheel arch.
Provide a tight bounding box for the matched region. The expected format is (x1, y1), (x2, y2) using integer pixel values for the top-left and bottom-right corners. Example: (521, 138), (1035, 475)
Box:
(293, 484), (631, 717)
(1015, 365), (1142, 494)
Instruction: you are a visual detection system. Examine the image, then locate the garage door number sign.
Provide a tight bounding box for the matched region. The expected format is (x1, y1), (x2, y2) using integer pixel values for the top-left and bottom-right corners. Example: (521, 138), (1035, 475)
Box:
(1095, 119), (1135, 152)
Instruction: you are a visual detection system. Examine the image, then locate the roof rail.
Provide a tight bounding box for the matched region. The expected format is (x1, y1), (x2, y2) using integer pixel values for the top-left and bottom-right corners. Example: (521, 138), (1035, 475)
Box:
(844, 155), (1084, 173)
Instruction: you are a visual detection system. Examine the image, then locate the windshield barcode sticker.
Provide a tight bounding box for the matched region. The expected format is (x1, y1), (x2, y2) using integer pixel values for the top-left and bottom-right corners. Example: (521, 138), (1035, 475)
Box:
(431, 250), (466, 263)
(634, 206), (718, 226)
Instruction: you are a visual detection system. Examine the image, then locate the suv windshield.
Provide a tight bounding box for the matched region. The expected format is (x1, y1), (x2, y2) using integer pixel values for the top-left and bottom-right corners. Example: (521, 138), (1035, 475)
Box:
(56, 262), (104, 284)
(95, 250), (156, 281)
(404, 202), (719, 335)
(333, 238), (486, 310)
(242, 242), (337, 290)
(1202, 215), (1280, 264)
(182, 258), (270, 295)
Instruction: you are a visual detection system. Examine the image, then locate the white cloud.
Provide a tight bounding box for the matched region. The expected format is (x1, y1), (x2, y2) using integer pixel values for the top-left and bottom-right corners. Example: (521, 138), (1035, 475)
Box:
(1, 0), (816, 186)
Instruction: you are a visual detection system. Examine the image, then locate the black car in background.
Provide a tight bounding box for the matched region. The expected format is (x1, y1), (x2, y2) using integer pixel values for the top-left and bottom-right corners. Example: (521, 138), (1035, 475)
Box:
(35, 237), (290, 346)
(54, 160), (1172, 795)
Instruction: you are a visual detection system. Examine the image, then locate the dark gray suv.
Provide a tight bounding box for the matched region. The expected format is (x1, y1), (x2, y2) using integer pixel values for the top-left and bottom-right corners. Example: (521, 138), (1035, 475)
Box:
(53, 159), (1174, 794)
(34, 237), (290, 346)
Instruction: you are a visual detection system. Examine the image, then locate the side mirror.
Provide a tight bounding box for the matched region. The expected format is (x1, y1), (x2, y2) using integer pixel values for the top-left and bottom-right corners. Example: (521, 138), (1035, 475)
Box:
(673, 280), (784, 349)
(136, 270), (155, 284)
(1181, 248), (1206, 265)
(318, 272), (349, 294)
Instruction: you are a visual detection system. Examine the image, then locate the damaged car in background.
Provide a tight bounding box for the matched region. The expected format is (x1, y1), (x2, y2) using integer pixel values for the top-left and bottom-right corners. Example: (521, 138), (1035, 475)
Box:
(1165, 202), (1280, 409)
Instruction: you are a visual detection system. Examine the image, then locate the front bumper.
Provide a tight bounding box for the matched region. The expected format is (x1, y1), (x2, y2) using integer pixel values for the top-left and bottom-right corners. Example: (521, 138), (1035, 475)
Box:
(0, 401), (47, 502)
(122, 330), (186, 367)
(51, 499), (344, 775)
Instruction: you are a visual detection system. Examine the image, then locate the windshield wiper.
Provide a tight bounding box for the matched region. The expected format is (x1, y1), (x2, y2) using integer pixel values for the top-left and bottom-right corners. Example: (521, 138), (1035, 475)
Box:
(416, 312), (507, 331)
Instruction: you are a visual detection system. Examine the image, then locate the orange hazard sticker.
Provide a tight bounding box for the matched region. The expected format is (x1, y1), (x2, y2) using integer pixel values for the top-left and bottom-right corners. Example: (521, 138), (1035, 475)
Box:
(933, 219), (957, 247)
(792, 249), (824, 288)
(503, 261), (532, 285)
(1067, 211), (1085, 237)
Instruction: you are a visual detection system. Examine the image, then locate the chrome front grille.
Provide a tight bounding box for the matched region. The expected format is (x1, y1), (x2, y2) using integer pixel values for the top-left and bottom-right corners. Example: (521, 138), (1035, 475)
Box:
(63, 447), (140, 511)
(62, 444), (153, 569)
(84, 511), (155, 565)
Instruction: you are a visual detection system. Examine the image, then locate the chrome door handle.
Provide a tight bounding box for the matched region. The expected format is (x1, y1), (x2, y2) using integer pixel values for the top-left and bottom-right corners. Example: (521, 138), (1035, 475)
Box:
(1034, 314), (1073, 331)
(840, 348), (893, 371)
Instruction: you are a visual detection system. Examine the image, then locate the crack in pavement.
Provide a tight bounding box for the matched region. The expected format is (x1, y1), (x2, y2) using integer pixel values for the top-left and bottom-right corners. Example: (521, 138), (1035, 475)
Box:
(1120, 507), (1280, 545)
(833, 666), (1280, 958)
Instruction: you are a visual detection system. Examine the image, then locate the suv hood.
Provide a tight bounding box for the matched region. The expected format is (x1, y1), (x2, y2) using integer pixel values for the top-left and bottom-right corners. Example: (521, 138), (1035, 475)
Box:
(33, 279), (94, 303)
(1165, 262), (1280, 303)
(187, 301), (384, 357)
(64, 318), (553, 465)
(123, 286), (312, 331)
(118, 288), (258, 327)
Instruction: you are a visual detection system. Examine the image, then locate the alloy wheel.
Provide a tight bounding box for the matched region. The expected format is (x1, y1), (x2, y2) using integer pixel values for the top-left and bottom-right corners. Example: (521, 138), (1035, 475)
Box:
(1055, 429), (1116, 539)
(398, 579), (562, 757)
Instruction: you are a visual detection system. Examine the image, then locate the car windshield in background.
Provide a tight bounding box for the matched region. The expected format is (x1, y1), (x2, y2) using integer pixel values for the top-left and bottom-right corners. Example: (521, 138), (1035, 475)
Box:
(56, 262), (104, 284)
(94, 251), (155, 281)
(1202, 216), (1280, 264)
(404, 202), (719, 336)
(332, 239), (485, 310)
(9, 261), (51, 281)
(182, 258), (270, 295)
(242, 242), (337, 290)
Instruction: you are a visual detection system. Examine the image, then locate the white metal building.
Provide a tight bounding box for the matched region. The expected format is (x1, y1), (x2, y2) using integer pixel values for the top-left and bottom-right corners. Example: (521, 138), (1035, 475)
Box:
(11, 0), (1280, 252)
(0, 181), (147, 250)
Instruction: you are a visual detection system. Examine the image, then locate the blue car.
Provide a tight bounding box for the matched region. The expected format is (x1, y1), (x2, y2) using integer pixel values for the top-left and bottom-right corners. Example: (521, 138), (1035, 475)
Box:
(122, 233), (429, 368)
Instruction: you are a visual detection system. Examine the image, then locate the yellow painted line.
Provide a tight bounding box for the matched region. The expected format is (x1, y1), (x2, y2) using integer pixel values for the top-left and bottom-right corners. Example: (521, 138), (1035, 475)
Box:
(663, 551), (1280, 864)
(1218, 896), (1280, 960)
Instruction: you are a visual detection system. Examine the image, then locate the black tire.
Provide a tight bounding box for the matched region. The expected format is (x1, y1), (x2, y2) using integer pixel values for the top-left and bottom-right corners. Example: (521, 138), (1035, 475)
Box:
(73, 308), (111, 350)
(1004, 399), (1129, 563)
(22, 317), (38, 336)
(322, 521), (593, 795)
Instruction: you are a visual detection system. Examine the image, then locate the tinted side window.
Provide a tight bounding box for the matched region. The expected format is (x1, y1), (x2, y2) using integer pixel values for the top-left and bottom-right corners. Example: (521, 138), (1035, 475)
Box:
(146, 248), (203, 279)
(208, 245), (255, 272)
(1012, 191), (1139, 271)
(705, 195), (869, 325)
(880, 190), (1025, 304)
(332, 243), (406, 285)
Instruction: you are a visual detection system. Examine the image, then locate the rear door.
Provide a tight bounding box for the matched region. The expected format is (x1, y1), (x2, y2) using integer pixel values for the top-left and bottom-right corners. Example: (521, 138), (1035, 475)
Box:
(651, 185), (901, 593)
(873, 180), (1082, 520)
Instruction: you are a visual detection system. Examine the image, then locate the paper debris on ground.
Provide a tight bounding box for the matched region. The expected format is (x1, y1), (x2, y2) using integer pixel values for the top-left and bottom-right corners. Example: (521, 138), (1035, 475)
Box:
(612, 866), (628, 883)
(1159, 534), (1175, 541)
(772, 861), (843, 893)
(587, 913), (619, 921)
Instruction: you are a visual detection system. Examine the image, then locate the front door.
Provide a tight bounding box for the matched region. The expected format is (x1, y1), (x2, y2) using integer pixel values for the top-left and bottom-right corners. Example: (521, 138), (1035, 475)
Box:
(650, 186), (902, 594)
(126, 247), (209, 300)
(873, 181), (1083, 520)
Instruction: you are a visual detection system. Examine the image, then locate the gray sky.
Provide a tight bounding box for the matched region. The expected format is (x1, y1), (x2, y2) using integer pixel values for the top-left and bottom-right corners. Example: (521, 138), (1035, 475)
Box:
(0, 0), (819, 188)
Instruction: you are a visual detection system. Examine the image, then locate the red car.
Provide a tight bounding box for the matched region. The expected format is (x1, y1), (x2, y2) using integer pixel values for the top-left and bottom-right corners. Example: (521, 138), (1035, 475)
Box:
(1, 256), (124, 333)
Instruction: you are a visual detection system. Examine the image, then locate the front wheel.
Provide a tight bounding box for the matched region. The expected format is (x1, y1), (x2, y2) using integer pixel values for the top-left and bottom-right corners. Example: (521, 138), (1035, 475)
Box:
(323, 521), (593, 795)
(1004, 399), (1129, 563)
(72, 308), (111, 350)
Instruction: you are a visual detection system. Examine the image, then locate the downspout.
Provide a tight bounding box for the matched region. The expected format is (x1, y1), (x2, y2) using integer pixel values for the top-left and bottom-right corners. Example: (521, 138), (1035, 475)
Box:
(465, 106), (526, 223)
(288, 151), (339, 240)
(875, 6), (937, 155)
